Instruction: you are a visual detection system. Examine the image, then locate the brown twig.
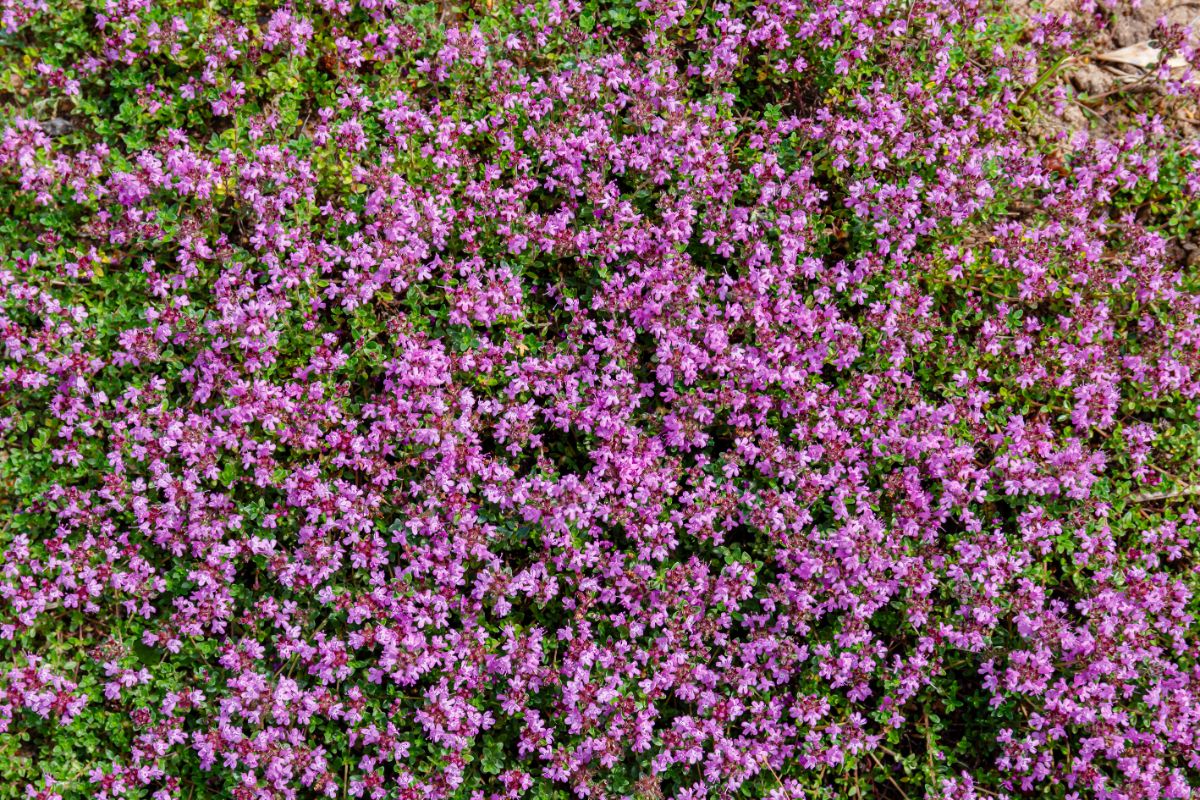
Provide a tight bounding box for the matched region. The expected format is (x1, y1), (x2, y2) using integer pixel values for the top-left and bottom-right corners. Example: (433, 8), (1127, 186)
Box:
(1129, 484), (1200, 503)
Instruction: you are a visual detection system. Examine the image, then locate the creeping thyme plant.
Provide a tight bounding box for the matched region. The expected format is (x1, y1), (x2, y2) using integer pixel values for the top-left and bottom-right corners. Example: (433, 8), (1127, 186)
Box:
(2, 0), (1200, 798)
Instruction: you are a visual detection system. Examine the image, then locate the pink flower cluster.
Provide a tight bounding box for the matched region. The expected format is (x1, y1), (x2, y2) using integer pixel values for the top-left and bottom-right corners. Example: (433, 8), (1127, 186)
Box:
(1, 657), (88, 732)
(0, 0), (1198, 799)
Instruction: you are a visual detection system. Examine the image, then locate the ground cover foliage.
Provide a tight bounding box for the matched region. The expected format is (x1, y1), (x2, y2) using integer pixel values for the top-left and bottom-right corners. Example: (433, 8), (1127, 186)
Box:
(1, 0), (1200, 798)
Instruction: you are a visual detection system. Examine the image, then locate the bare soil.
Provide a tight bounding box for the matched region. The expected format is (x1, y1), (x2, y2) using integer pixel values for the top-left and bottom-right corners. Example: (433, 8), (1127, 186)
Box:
(1001, 0), (1200, 141)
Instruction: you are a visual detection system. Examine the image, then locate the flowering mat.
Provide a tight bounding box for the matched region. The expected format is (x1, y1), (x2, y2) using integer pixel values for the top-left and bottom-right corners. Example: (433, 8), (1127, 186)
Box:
(2, 0), (1200, 798)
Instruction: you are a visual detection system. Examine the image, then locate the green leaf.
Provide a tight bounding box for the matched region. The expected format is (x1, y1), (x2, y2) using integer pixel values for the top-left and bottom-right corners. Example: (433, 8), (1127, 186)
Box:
(133, 641), (162, 667)
(481, 736), (504, 775)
